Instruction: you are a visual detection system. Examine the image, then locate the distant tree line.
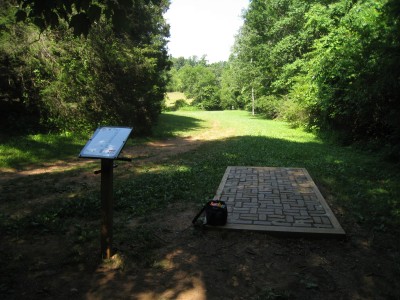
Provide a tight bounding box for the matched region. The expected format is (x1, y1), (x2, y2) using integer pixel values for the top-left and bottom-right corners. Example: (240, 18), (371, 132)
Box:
(0, 0), (170, 135)
(167, 56), (226, 110)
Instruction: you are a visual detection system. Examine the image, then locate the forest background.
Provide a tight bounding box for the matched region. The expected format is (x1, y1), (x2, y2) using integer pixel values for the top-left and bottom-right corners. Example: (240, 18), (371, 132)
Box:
(1, 0), (399, 158)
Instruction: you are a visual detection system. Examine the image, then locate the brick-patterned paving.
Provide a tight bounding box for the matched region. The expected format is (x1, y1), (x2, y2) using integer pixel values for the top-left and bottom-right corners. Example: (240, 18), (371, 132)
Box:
(214, 167), (345, 236)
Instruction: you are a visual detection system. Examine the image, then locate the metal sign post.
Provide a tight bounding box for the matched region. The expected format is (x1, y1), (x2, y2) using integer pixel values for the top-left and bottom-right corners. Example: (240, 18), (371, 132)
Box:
(79, 126), (132, 259)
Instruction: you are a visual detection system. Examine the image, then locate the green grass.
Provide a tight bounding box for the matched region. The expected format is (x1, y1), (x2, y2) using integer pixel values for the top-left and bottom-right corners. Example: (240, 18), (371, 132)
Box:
(163, 92), (197, 111)
(120, 110), (400, 228)
(152, 111), (208, 138)
(0, 132), (87, 169)
(1, 110), (399, 228)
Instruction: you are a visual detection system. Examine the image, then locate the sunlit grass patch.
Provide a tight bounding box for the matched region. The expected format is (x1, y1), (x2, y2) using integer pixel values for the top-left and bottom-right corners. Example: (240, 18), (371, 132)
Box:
(148, 110), (400, 227)
(0, 132), (87, 169)
(164, 92), (194, 110)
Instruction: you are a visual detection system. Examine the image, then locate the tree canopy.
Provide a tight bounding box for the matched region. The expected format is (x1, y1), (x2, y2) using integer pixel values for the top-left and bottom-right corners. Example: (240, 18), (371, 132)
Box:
(3, 0), (400, 154)
(168, 56), (224, 110)
(221, 0), (400, 152)
(15, 0), (169, 36)
(1, 0), (170, 135)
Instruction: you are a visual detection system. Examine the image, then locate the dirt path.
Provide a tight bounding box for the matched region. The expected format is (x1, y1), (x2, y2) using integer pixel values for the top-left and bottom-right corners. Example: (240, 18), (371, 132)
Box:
(0, 120), (232, 222)
(0, 118), (236, 218)
(0, 136), (206, 220)
(0, 119), (231, 179)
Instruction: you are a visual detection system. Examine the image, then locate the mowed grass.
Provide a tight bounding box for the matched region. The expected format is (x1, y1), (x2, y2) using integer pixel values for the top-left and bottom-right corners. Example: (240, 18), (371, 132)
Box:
(0, 132), (87, 170)
(1, 110), (399, 229)
(118, 110), (400, 229)
(155, 110), (317, 140)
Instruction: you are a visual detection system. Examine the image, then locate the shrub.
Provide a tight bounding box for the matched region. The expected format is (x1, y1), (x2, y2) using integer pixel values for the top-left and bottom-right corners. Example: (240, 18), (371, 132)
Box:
(254, 95), (282, 119)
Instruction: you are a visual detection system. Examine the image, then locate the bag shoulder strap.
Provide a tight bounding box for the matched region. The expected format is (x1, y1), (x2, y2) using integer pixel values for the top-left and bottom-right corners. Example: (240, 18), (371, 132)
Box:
(192, 202), (209, 224)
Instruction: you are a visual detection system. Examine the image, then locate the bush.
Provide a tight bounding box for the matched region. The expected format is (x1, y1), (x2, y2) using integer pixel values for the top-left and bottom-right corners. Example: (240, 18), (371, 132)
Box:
(164, 99), (191, 111)
(279, 98), (309, 128)
(254, 95), (282, 119)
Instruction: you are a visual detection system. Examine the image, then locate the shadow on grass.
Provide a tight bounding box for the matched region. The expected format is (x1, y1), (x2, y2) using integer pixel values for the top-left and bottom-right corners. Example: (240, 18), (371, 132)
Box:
(0, 113), (204, 170)
(116, 135), (400, 228)
(1, 134), (399, 299)
(0, 134), (86, 170)
(152, 113), (205, 138)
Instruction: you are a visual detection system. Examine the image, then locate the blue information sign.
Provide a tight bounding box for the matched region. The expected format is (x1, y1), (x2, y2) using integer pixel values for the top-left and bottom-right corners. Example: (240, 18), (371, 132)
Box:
(79, 126), (132, 159)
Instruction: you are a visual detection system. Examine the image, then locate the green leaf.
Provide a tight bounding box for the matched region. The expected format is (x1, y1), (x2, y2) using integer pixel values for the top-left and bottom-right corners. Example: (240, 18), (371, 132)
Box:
(63, 2), (73, 14)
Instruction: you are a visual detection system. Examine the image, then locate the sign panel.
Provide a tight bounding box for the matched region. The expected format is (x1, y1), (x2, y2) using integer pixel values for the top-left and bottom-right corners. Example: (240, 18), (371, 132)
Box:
(79, 126), (132, 159)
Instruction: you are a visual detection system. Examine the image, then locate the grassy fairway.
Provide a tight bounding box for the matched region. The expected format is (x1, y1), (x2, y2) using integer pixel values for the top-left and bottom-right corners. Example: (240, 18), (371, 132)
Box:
(1, 110), (399, 227)
(155, 110), (317, 140)
(119, 110), (399, 228)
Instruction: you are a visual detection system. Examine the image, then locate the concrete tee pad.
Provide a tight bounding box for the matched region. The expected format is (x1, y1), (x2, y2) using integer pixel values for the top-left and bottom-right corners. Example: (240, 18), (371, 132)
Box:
(213, 167), (345, 237)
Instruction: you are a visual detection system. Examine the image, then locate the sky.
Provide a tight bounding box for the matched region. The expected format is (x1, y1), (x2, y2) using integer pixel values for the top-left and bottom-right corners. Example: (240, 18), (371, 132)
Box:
(164, 0), (249, 63)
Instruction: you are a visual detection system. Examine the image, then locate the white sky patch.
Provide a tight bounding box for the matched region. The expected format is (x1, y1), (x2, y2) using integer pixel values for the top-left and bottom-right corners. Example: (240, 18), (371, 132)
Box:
(164, 0), (249, 63)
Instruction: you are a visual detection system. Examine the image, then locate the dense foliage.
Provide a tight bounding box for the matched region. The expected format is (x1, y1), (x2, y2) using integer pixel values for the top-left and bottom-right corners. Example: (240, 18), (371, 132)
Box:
(14, 0), (168, 36)
(168, 56), (225, 110)
(222, 0), (400, 152)
(0, 0), (170, 135)
(3, 0), (399, 152)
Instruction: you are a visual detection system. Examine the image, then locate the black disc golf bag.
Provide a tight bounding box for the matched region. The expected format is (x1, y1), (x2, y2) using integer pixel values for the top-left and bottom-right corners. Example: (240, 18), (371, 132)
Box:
(192, 200), (228, 226)
(205, 200), (227, 226)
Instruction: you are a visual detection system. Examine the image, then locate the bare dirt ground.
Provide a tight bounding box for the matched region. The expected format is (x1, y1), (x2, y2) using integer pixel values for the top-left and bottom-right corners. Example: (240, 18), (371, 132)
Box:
(1, 128), (400, 299)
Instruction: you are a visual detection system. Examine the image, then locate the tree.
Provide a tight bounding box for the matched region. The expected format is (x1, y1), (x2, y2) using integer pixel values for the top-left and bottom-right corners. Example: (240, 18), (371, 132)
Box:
(222, 25), (265, 113)
(15, 0), (170, 36)
(167, 56), (224, 110)
(177, 64), (221, 110)
(1, 0), (171, 135)
(225, 0), (400, 152)
(296, 0), (400, 146)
